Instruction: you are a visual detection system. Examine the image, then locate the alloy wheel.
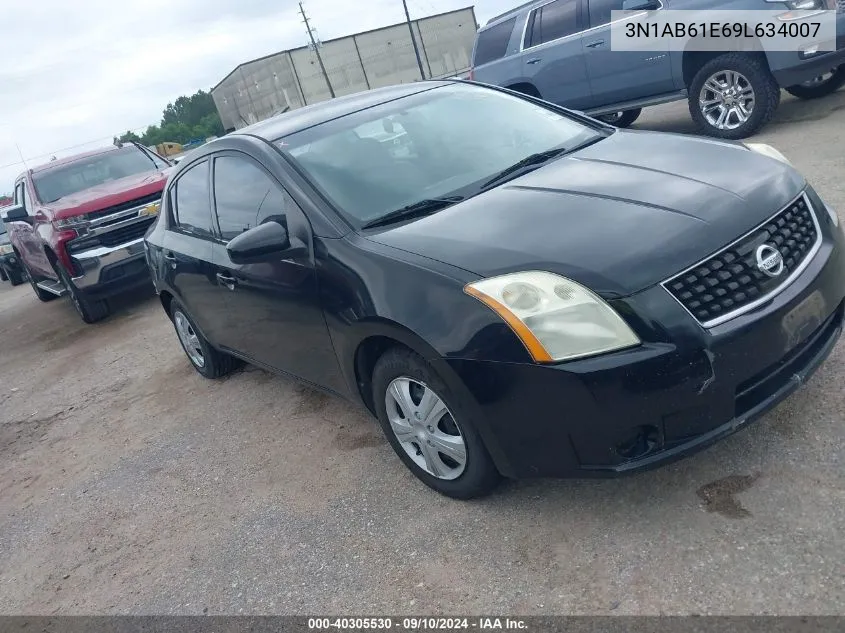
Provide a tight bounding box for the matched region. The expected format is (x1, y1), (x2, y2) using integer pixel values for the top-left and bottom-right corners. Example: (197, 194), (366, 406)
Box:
(699, 70), (755, 130)
(174, 311), (206, 368)
(384, 377), (467, 480)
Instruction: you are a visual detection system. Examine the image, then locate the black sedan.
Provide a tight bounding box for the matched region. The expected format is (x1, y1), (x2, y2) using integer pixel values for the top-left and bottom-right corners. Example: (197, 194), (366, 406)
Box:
(144, 80), (845, 499)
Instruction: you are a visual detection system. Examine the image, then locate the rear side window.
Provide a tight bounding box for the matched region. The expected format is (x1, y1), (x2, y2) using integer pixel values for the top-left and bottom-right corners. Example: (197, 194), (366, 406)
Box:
(587, 0), (625, 28)
(212, 156), (291, 241)
(172, 161), (213, 237)
(528, 0), (579, 47)
(473, 17), (517, 66)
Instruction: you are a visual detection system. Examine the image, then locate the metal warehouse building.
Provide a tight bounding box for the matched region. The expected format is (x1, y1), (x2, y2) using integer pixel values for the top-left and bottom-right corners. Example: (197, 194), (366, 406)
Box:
(211, 6), (478, 131)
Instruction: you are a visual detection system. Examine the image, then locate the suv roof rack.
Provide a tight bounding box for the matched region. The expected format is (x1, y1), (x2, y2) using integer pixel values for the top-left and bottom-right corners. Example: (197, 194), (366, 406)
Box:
(484, 0), (541, 26)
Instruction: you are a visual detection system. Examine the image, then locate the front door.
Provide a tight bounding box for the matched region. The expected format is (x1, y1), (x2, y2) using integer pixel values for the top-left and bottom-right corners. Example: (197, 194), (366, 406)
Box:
(162, 159), (229, 345)
(208, 152), (345, 393)
(520, 0), (593, 109)
(11, 180), (52, 277)
(580, 0), (673, 107)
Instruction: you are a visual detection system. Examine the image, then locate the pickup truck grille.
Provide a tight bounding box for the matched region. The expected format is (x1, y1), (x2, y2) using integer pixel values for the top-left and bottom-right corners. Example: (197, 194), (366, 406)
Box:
(98, 217), (156, 248)
(88, 193), (162, 224)
(664, 194), (820, 328)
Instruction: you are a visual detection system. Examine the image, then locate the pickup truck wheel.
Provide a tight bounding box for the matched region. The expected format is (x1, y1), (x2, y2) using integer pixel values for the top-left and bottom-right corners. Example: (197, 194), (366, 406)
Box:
(22, 263), (58, 302)
(169, 299), (241, 379)
(0, 266), (7, 282)
(8, 269), (25, 286)
(597, 109), (642, 128)
(55, 264), (110, 323)
(785, 66), (845, 99)
(689, 53), (780, 140)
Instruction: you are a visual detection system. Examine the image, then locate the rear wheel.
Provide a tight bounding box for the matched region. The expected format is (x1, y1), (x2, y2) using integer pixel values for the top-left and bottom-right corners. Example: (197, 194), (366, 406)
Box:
(688, 53), (780, 139)
(169, 299), (241, 379)
(785, 66), (845, 99)
(372, 347), (500, 499)
(55, 263), (110, 323)
(597, 108), (642, 128)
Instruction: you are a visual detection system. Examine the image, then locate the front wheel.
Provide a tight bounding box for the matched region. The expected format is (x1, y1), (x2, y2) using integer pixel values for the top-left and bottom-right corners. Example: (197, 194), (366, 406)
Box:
(8, 268), (25, 286)
(688, 53), (780, 139)
(372, 348), (500, 499)
(597, 108), (642, 128)
(55, 263), (110, 323)
(785, 66), (845, 99)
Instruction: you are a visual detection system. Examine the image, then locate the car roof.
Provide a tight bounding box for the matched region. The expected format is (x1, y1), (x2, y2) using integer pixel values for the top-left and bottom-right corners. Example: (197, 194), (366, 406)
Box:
(481, 0), (544, 28)
(29, 146), (123, 175)
(233, 81), (453, 142)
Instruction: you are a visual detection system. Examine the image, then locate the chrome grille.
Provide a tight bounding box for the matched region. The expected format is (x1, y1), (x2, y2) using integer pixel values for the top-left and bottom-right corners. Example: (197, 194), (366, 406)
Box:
(663, 194), (821, 328)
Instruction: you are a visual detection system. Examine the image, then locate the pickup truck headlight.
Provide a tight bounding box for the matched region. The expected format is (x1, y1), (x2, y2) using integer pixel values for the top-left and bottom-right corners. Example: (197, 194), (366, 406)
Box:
(464, 271), (640, 363)
(53, 216), (89, 230)
(0, 244), (13, 256)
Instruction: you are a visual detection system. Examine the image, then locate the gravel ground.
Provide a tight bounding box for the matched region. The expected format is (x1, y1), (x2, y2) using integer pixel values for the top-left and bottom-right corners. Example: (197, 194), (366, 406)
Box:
(1, 89), (844, 616)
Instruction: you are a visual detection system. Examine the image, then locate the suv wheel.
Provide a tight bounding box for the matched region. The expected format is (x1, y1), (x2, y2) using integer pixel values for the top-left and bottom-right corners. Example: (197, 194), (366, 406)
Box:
(688, 53), (780, 139)
(598, 109), (642, 128)
(785, 66), (845, 99)
(372, 347), (500, 499)
(169, 299), (241, 378)
(55, 263), (110, 323)
(8, 267), (25, 286)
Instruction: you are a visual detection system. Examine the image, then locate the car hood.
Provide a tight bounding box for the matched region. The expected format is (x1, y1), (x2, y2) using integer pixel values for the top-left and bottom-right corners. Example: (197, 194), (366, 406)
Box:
(45, 170), (171, 220)
(365, 130), (806, 297)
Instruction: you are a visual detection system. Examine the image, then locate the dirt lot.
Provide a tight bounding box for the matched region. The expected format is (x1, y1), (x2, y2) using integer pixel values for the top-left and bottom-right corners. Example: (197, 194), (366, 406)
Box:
(1, 90), (844, 615)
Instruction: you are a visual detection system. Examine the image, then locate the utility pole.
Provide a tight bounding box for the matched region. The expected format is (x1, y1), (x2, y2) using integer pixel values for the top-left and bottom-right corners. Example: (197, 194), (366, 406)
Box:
(299, 2), (335, 99)
(402, 0), (427, 81)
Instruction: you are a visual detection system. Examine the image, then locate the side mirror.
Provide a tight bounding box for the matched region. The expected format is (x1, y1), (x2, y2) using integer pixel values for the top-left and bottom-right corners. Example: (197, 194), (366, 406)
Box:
(4, 204), (30, 223)
(226, 218), (306, 265)
(622, 0), (660, 10)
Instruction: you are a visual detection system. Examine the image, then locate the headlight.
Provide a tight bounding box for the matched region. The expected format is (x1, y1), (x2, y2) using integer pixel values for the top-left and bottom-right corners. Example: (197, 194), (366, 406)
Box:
(53, 216), (89, 229)
(744, 143), (792, 165)
(0, 244), (12, 255)
(464, 271), (640, 363)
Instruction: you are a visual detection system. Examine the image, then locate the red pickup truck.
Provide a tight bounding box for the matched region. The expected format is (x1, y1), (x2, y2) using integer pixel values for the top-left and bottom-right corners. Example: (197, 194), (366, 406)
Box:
(6, 142), (172, 322)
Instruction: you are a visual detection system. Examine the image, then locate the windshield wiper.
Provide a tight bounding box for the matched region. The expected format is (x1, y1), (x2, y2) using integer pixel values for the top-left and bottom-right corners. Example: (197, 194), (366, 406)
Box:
(361, 196), (464, 229)
(480, 147), (570, 191)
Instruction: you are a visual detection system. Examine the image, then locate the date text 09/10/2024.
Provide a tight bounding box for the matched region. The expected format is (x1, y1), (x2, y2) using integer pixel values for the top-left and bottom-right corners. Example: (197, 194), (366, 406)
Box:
(307, 617), (528, 630)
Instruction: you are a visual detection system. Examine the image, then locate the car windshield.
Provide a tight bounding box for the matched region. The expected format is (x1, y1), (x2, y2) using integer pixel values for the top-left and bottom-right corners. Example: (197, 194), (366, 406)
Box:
(33, 146), (160, 203)
(277, 83), (606, 227)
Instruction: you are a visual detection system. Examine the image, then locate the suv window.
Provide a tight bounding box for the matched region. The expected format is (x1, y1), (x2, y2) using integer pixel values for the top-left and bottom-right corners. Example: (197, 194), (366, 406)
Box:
(473, 17), (517, 66)
(528, 0), (579, 47)
(172, 161), (213, 237)
(212, 156), (292, 241)
(587, 0), (625, 28)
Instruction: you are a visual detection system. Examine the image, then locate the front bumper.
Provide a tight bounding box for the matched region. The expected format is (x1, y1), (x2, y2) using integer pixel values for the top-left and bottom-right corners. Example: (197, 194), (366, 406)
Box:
(447, 202), (845, 479)
(769, 13), (845, 87)
(70, 237), (151, 299)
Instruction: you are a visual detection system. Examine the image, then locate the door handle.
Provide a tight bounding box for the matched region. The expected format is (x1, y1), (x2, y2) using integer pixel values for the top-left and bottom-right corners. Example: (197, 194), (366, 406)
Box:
(585, 39), (605, 48)
(526, 57), (542, 65)
(216, 272), (237, 290)
(163, 252), (177, 268)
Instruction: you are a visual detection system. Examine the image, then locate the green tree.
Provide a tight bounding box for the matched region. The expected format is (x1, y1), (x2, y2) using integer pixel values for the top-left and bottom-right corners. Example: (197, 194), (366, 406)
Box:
(119, 89), (224, 147)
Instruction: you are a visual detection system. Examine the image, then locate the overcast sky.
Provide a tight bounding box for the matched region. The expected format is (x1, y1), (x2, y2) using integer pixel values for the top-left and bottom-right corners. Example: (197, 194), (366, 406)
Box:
(0, 0), (515, 193)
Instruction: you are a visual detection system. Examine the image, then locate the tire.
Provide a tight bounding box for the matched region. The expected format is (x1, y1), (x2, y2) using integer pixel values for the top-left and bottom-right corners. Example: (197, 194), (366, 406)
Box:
(8, 269), (25, 286)
(785, 66), (845, 99)
(0, 266), (7, 282)
(598, 108), (642, 128)
(22, 260), (58, 302)
(372, 347), (500, 499)
(169, 299), (240, 379)
(55, 262), (110, 324)
(688, 53), (780, 140)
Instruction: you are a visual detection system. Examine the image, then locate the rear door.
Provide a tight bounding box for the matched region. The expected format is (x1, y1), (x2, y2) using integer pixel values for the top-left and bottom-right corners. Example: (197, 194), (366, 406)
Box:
(209, 152), (344, 392)
(580, 0), (672, 106)
(520, 0), (593, 109)
(162, 159), (230, 344)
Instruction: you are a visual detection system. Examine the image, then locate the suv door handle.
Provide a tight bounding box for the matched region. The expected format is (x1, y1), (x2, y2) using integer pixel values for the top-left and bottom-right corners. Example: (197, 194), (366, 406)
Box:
(526, 57), (542, 65)
(585, 39), (605, 48)
(216, 272), (237, 290)
(163, 252), (177, 266)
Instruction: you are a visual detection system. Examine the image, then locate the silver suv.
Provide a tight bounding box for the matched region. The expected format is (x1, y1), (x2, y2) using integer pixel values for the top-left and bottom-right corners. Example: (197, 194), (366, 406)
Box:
(470, 0), (845, 138)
